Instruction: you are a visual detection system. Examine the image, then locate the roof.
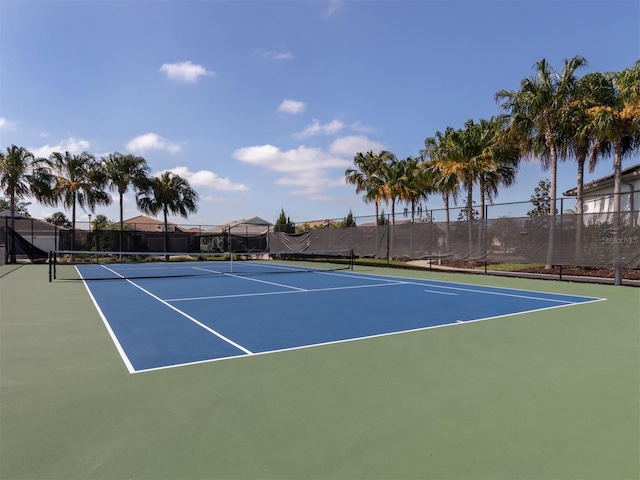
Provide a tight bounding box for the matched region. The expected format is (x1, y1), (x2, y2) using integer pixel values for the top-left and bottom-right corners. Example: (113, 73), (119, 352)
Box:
(359, 219), (412, 227)
(6, 216), (59, 233)
(300, 219), (341, 228)
(204, 217), (273, 235)
(564, 163), (640, 196)
(122, 214), (183, 232)
(0, 210), (30, 219)
(226, 216), (273, 227)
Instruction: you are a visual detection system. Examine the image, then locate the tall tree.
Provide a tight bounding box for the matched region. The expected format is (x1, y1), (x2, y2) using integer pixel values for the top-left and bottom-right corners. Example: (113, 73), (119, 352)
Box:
(496, 56), (587, 269)
(274, 209), (294, 233)
(49, 151), (111, 250)
(0, 145), (53, 263)
(373, 156), (406, 225)
(527, 179), (555, 217)
(91, 214), (111, 231)
(423, 128), (461, 246)
(402, 156), (433, 223)
(136, 171), (199, 257)
(565, 71), (612, 260)
(474, 118), (520, 248)
(585, 61), (640, 284)
(44, 211), (72, 228)
(343, 210), (356, 228)
(0, 198), (31, 216)
(101, 152), (150, 252)
(424, 119), (508, 253)
(345, 151), (393, 222)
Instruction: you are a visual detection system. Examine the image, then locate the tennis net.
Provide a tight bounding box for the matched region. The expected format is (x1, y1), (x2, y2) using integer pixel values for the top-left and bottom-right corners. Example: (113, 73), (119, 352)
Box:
(49, 249), (354, 281)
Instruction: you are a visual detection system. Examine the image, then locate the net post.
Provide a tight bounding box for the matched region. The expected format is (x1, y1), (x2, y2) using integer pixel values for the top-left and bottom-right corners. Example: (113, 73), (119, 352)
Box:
(49, 251), (52, 282)
(350, 249), (354, 270)
(229, 251), (233, 274)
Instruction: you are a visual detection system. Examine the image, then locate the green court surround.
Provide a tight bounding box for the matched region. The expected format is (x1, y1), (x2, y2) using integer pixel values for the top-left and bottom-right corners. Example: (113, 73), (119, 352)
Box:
(1, 264), (638, 479)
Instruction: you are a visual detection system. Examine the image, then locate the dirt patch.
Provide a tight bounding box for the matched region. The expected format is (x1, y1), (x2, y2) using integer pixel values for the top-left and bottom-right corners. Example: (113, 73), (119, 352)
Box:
(440, 260), (640, 281)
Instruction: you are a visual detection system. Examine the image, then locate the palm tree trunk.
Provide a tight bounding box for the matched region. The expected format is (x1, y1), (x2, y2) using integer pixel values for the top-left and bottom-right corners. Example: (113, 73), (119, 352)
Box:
(163, 208), (169, 261)
(119, 192), (124, 255)
(71, 193), (77, 253)
(8, 186), (16, 264)
(466, 181), (473, 254)
(575, 156), (585, 263)
(391, 199), (396, 226)
(444, 193), (450, 248)
(477, 182), (486, 254)
(612, 142), (623, 285)
(545, 150), (558, 270)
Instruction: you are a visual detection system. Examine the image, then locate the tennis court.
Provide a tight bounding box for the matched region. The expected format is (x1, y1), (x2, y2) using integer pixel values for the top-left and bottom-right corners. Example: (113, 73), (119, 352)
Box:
(1, 261), (638, 479)
(71, 257), (604, 373)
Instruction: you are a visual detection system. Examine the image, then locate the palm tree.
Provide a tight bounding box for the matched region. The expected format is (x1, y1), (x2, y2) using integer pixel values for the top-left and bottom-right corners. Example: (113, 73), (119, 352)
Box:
(565, 71), (612, 261)
(49, 151), (112, 251)
(0, 145), (53, 263)
(423, 128), (461, 247)
(496, 56), (587, 269)
(136, 171), (199, 258)
(373, 156), (406, 225)
(101, 152), (150, 252)
(430, 122), (481, 252)
(474, 118), (520, 248)
(423, 119), (519, 255)
(585, 61), (640, 284)
(345, 151), (390, 222)
(402, 156), (433, 222)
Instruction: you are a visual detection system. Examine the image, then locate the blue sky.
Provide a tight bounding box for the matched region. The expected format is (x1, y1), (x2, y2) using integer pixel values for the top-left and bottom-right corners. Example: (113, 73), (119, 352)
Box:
(1, 0), (639, 227)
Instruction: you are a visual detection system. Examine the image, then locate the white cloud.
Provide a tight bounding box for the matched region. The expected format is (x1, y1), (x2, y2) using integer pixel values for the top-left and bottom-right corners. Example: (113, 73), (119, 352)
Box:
(0, 117), (17, 130)
(161, 166), (248, 192)
(125, 133), (181, 154)
(296, 119), (344, 138)
(30, 137), (91, 158)
(350, 121), (375, 134)
(234, 144), (350, 173)
(198, 194), (227, 203)
(272, 52), (293, 60)
(254, 47), (294, 61)
(159, 61), (215, 83)
(329, 135), (386, 157)
(233, 143), (352, 198)
(278, 99), (307, 114)
(275, 171), (344, 198)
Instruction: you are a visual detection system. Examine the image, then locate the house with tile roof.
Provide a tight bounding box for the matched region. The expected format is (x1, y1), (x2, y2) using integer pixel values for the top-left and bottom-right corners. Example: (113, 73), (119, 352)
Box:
(122, 214), (184, 232)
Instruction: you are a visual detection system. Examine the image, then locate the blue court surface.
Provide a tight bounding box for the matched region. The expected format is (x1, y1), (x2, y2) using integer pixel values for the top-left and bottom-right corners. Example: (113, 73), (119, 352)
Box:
(79, 262), (604, 373)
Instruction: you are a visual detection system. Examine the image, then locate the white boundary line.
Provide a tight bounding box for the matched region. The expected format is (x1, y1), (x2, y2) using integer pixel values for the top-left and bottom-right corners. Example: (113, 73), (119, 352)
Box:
(132, 297), (606, 374)
(169, 266), (594, 304)
(398, 281), (576, 303)
(193, 266), (307, 291)
(424, 289), (458, 295)
(77, 266), (136, 374)
(166, 281), (407, 302)
(341, 269), (607, 301)
(98, 265), (254, 356)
